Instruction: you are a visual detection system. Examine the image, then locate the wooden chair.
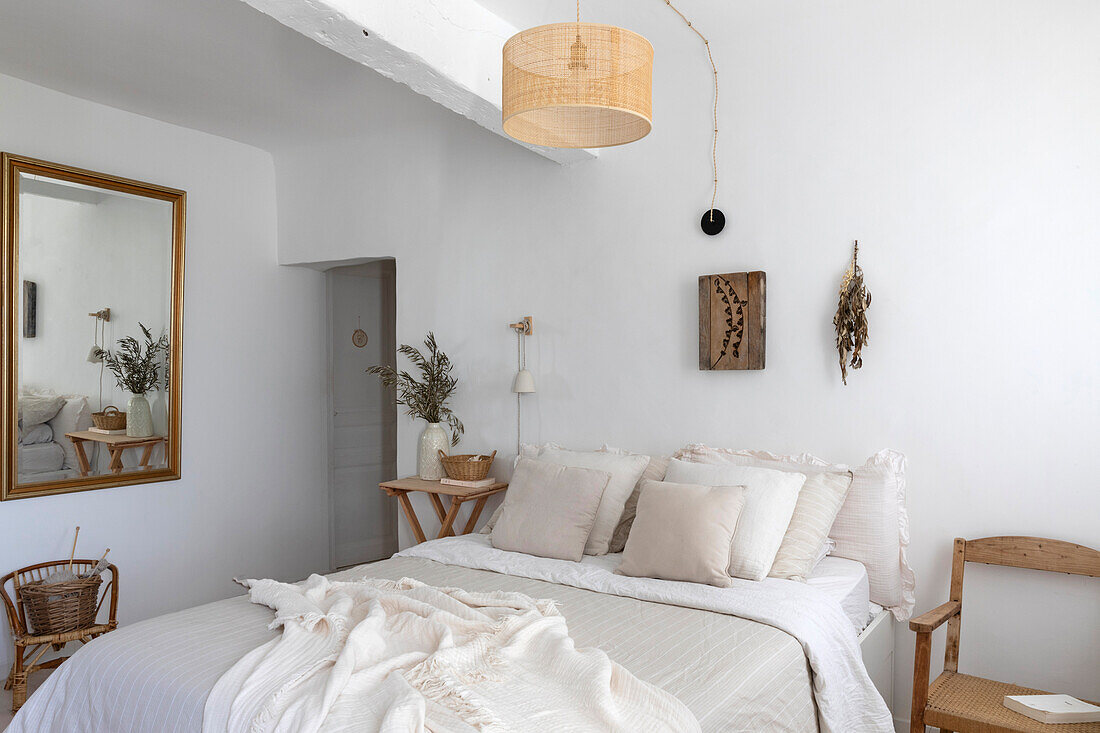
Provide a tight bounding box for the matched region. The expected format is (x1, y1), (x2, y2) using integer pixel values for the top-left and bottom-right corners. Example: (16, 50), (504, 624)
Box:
(910, 536), (1100, 733)
(0, 560), (118, 713)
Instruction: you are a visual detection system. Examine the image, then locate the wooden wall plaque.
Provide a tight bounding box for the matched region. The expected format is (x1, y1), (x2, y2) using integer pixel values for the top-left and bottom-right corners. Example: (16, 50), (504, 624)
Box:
(699, 271), (766, 370)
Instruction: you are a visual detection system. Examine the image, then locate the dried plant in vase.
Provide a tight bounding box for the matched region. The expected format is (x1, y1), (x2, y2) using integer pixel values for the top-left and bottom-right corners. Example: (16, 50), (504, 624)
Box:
(96, 323), (169, 437)
(833, 241), (871, 385)
(367, 332), (464, 480)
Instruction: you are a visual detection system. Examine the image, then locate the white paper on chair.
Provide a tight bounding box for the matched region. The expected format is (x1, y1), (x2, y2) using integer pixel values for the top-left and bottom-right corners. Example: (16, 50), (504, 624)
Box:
(1003, 694), (1100, 724)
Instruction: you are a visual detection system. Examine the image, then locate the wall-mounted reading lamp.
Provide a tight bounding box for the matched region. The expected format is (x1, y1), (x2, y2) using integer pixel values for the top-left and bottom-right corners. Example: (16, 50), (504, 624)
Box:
(509, 316), (534, 451)
(87, 308), (111, 364)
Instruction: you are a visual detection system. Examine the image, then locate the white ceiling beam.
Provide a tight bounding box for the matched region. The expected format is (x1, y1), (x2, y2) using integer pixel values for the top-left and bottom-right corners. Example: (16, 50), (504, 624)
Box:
(240, 0), (596, 165)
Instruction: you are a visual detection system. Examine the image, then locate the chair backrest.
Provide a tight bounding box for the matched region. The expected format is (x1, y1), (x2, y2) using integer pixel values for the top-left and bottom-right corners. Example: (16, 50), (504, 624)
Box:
(943, 536), (1099, 673)
(962, 536), (1100, 577)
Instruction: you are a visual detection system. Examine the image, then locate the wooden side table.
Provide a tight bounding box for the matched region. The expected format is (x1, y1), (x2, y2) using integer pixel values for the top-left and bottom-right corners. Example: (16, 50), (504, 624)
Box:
(378, 477), (507, 544)
(65, 431), (168, 476)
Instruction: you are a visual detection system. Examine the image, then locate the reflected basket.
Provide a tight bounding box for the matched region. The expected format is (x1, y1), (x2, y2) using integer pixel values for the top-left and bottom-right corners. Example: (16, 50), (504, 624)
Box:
(438, 451), (496, 482)
(90, 406), (126, 431)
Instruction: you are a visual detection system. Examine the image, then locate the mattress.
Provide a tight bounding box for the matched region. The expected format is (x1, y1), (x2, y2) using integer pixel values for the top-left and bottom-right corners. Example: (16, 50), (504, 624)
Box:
(807, 555), (872, 631)
(16, 441), (65, 474)
(11, 556), (818, 733)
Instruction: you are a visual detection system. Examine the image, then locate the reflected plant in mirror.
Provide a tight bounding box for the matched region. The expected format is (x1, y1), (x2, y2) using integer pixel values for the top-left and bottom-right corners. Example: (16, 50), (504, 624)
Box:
(97, 324), (170, 438)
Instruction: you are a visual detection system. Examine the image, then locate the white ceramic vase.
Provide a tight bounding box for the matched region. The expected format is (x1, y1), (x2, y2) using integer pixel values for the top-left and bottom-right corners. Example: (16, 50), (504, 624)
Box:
(417, 422), (450, 480)
(126, 394), (154, 437)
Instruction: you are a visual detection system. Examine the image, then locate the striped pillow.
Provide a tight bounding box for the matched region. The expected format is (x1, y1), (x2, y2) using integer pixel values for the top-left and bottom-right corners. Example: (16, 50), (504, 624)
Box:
(768, 471), (853, 581)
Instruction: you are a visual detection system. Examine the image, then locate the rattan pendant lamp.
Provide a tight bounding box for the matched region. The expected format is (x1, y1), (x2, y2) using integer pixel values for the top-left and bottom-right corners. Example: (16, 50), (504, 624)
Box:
(502, 1), (654, 149)
(503, 1), (726, 235)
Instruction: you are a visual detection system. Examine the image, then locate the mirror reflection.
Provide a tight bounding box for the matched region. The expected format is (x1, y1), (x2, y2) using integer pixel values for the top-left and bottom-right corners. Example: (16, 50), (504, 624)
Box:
(15, 170), (176, 487)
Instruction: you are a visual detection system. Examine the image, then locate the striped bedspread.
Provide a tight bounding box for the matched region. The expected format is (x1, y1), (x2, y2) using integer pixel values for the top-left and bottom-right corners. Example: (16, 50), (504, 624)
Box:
(11, 549), (840, 732)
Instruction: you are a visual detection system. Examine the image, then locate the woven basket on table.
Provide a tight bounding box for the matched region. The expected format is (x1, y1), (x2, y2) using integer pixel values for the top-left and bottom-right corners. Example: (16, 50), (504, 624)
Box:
(438, 451), (497, 482)
(90, 405), (126, 431)
(20, 575), (102, 635)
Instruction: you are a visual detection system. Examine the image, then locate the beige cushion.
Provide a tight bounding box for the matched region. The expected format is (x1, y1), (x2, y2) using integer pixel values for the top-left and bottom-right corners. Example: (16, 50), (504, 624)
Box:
(768, 471), (853, 581)
(598, 445), (672, 553)
(664, 459), (805, 581)
(617, 480), (746, 587)
(490, 457), (611, 562)
(537, 448), (650, 556)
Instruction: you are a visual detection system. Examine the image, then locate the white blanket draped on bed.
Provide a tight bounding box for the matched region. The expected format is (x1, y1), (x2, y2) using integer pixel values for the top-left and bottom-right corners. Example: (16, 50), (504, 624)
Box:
(202, 574), (699, 733)
(398, 536), (894, 733)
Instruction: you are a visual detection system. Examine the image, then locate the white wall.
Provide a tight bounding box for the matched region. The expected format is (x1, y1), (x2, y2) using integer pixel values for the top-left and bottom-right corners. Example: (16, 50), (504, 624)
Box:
(272, 0), (1100, 723)
(0, 73), (328, 670)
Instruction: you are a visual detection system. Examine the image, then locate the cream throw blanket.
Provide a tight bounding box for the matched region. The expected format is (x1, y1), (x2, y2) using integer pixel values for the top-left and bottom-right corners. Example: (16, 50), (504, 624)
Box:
(203, 575), (699, 733)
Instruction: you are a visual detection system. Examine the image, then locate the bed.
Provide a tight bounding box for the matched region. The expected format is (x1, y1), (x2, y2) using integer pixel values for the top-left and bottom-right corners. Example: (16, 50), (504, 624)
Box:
(9, 535), (895, 733)
(15, 394), (90, 484)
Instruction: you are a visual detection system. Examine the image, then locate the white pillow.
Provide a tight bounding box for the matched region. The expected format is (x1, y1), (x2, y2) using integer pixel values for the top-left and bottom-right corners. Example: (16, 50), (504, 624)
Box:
(675, 445), (915, 619)
(664, 458), (805, 581)
(18, 394), (65, 428)
(617, 480), (746, 588)
(598, 445), (672, 553)
(537, 447), (650, 556)
(47, 396), (93, 470)
(491, 458), (611, 562)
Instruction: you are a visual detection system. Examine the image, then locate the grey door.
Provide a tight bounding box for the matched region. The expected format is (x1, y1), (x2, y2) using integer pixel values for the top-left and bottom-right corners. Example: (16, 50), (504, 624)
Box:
(327, 260), (397, 568)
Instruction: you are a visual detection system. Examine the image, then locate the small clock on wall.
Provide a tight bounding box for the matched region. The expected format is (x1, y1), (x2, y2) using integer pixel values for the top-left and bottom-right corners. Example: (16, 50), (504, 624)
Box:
(352, 317), (368, 348)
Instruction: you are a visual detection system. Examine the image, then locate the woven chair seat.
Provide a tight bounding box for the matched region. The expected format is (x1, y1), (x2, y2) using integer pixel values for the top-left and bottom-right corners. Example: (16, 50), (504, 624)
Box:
(926, 672), (1100, 733)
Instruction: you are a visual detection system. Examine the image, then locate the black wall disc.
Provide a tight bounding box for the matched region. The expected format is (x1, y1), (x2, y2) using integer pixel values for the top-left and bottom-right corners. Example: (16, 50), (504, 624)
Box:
(700, 208), (725, 236)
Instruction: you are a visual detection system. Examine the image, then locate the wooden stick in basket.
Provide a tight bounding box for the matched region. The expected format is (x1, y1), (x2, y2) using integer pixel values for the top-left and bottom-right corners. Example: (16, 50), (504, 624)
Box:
(68, 526), (81, 571)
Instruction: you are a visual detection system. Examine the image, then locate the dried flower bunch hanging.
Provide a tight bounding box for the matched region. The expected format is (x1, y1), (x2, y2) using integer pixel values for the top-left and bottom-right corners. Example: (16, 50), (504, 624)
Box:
(833, 241), (871, 385)
(367, 332), (464, 446)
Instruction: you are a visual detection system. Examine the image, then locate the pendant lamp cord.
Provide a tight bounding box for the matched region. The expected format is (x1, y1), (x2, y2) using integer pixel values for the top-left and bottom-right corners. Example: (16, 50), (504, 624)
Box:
(663, 0), (719, 221)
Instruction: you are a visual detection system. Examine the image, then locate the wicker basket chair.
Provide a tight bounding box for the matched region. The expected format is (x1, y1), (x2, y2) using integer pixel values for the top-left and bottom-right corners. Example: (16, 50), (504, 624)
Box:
(0, 559), (118, 713)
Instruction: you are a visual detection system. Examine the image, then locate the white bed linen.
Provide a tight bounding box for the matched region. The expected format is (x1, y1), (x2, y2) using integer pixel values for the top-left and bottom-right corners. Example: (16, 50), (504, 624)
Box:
(9, 556), (816, 733)
(18, 423), (53, 445)
(10, 538), (890, 733)
(399, 536), (893, 733)
(806, 556), (872, 632)
(15, 468), (78, 484)
(16, 442), (65, 474)
(204, 575), (699, 732)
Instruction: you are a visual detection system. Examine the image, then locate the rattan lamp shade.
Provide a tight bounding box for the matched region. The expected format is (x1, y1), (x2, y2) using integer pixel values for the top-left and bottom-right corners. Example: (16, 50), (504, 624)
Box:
(503, 23), (653, 149)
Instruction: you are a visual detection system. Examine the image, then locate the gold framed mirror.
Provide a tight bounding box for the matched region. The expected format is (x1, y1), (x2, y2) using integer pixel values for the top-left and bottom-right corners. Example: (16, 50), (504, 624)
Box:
(1, 154), (185, 500)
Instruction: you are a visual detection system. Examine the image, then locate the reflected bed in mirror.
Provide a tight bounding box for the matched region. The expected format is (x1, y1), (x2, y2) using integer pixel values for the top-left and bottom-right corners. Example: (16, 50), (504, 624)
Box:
(1, 153), (185, 500)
